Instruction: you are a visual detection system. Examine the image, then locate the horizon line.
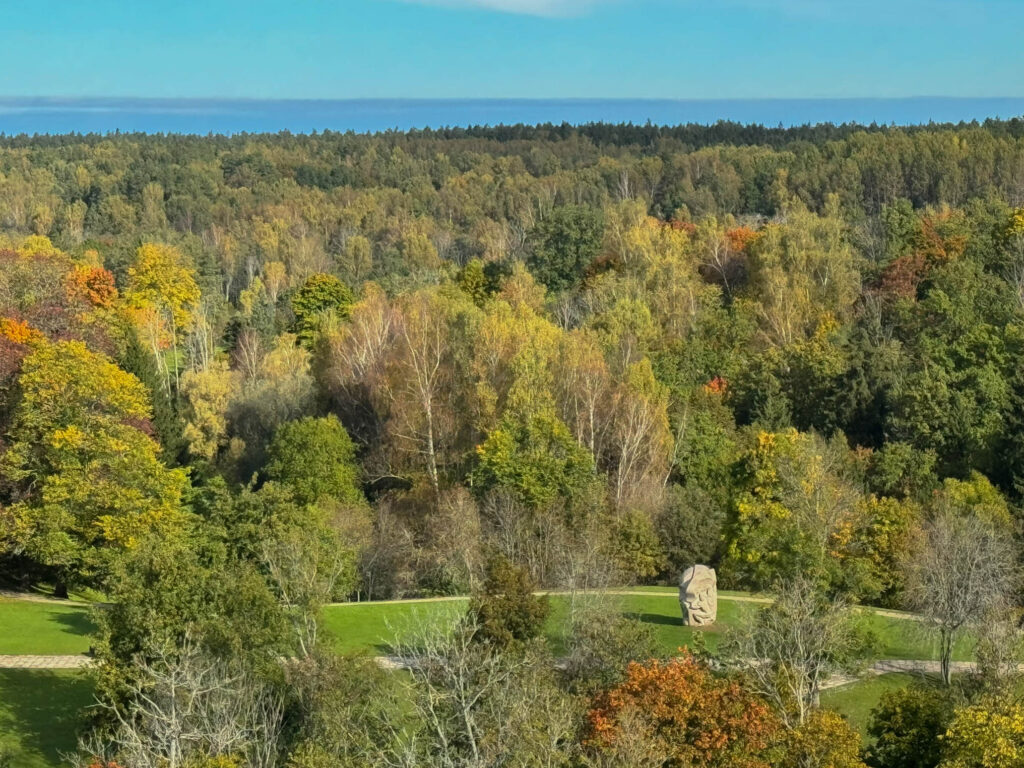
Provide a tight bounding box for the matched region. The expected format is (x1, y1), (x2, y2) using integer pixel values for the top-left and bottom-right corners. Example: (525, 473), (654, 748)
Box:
(3, 95), (1024, 104)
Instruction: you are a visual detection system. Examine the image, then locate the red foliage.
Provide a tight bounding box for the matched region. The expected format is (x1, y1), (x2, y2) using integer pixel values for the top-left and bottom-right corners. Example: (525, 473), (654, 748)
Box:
(878, 252), (928, 300)
(0, 336), (29, 387)
(0, 250), (117, 356)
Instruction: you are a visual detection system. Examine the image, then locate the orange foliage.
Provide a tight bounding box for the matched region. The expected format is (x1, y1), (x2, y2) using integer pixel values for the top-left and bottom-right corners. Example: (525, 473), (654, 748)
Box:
(669, 219), (698, 236)
(703, 376), (728, 396)
(586, 652), (779, 767)
(916, 210), (968, 264)
(726, 226), (760, 254)
(0, 317), (44, 345)
(67, 265), (117, 308)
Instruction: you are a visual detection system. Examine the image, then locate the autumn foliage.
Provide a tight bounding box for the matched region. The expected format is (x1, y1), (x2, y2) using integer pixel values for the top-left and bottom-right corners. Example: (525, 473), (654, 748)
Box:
(878, 251), (928, 300)
(66, 264), (117, 308)
(726, 225), (760, 254)
(703, 376), (728, 396)
(586, 652), (780, 767)
(0, 317), (43, 346)
(0, 317), (44, 385)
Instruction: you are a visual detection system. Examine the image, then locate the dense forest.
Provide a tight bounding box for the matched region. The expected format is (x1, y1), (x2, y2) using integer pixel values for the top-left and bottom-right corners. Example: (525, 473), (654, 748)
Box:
(3, 118), (1024, 767)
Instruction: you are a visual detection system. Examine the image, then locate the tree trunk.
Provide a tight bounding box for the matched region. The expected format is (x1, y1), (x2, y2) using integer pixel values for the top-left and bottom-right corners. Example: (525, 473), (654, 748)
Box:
(940, 630), (953, 685)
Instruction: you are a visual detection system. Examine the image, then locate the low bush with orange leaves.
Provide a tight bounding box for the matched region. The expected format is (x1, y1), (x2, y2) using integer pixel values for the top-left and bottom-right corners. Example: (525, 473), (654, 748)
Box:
(585, 651), (780, 768)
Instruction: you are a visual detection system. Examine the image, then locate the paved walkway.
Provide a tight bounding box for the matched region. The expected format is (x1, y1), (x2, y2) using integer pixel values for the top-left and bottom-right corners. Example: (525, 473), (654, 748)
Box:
(0, 652), (984, 694)
(1, 587), (915, 621)
(327, 591), (920, 621)
(0, 589), (94, 607)
(328, 590), (775, 608)
(0, 654), (92, 669)
(819, 660), (979, 690)
(0, 589), (923, 677)
(375, 656), (975, 687)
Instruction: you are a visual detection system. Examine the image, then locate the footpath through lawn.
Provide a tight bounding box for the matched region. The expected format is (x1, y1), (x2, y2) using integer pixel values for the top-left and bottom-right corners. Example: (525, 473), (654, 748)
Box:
(0, 588), (968, 663)
(320, 589), (970, 661)
(0, 588), (975, 768)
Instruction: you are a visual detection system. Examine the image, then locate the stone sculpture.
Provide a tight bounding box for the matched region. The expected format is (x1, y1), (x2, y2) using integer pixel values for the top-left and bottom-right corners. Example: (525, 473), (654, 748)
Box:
(679, 565), (717, 626)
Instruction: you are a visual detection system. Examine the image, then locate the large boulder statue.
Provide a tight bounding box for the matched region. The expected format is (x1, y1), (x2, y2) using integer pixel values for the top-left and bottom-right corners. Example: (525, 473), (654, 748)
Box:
(679, 565), (717, 626)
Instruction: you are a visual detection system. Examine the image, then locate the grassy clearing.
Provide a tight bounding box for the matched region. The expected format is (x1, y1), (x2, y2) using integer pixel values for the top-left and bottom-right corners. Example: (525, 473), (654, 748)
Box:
(0, 669), (94, 768)
(322, 591), (968, 662)
(0, 591), (965, 767)
(321, 598), (469, 654)
(0, 589), (970, 662)
(821, 673), (921, 738)
(0, 598), (96, 655)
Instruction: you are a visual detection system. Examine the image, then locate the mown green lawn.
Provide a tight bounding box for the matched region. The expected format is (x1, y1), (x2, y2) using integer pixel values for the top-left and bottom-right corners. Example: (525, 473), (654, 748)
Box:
(0, 591), (970, 768)
(322, 592), (969, 662)
(0, 591), (969, 664)
(321, 598), (469, 654)
(0, 599), (96, 655)
(821, 673), (920, 738)
(319, 594), (770, 657)
(0, 670), (94, 768)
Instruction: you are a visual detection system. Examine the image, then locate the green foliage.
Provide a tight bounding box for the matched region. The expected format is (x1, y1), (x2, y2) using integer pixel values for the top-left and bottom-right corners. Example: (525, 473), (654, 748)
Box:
(468, 553), (549, 648)
(1, 341), (189, 589)
(883, 199), (919, 261)
(885, 258), (1014, 479)
(456, 258), (491, 306)
(935, 471), (1013, 529)
(471, 405), (595, 509)
(657, 483), (727, 577)
(284, 653), (405, 768)
(670, 389), (739, 499)
(563, 607), (660, 695)
(116, 327), (186, 463)
(868, 442), (939, 501)
(867, 684), (955, 768)
(8, 122), (1024, 768)
(527, 204), (604, 292)
(611, 509), (664, 582)
(291, 273), (354, 346)
(91, 529), (287, 720)
(265, 415), (364, 506)
(721, 429), (874, 596)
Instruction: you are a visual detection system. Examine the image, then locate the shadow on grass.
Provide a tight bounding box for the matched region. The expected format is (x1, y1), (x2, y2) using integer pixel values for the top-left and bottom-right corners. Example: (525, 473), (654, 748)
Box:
(0, 669), (94, 766)
(49, 609), (97, 640)
(624, 611), (685, 628)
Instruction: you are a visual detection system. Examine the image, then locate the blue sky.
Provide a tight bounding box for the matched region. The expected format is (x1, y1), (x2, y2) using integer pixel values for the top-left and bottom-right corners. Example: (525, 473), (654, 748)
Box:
(1, 0), (1021, 99)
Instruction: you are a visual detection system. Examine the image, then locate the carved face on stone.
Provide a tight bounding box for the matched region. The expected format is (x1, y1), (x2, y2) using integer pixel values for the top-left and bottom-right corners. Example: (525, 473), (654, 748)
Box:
(679, 564), (717, 627)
